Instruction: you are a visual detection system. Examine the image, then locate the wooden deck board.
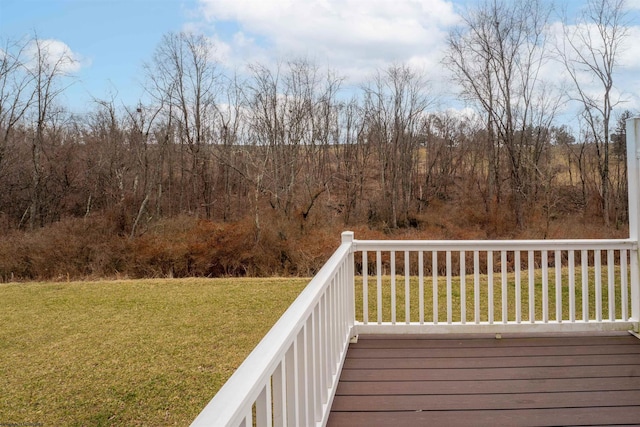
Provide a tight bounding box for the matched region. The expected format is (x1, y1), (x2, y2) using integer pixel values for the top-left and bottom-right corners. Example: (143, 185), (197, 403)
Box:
(328, 332), (640, 426)
(331, 390), (640, 411)
(346, 344), (640, 358)
(339, 365), (640, 381)
(343, 353), (640, 369)
(336, 377), (640, 395)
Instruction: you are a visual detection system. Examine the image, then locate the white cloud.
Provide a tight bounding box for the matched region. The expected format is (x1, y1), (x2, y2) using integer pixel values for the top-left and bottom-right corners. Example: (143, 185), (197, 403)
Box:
(188, 0), (640, 119)
(194, 0), (459, 84)
(25, 39), (89, 74)
(626, 0), (640, 10)
(618, 26), (640, 68)
(547, 19), (640, 116)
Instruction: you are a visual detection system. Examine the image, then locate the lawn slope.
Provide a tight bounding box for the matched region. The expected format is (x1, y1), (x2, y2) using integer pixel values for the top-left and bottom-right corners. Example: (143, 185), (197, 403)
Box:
(0, 278), (308, 426)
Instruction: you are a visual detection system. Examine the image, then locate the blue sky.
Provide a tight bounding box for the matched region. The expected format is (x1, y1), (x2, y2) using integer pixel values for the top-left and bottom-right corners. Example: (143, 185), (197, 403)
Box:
(2, 0), (640, 117)
(1, 0), (198, 110)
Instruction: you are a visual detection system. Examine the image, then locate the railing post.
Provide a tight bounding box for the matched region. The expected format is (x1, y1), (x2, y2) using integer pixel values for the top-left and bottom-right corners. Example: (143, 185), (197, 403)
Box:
(341, 231), (357, 339)
(341, 231), (354, 242)
(626, 117), (640, 325)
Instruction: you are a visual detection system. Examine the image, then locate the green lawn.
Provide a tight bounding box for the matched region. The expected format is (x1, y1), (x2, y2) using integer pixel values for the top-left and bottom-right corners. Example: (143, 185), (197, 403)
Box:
(0, 278), (308, 426)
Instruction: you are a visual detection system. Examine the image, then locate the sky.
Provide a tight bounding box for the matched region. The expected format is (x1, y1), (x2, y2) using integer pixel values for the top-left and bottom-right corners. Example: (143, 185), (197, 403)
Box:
(1, 0), (640, 121)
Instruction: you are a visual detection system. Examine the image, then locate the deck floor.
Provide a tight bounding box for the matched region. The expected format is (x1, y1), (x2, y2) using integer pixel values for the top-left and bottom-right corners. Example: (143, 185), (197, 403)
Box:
(327, 331), (640, 427)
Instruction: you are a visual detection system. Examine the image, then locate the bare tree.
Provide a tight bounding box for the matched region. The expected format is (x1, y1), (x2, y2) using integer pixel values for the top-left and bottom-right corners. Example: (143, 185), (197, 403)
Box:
(0, 37), (35, 180)
(145, 31), (221, 218)
(422, 111), (475, 207)
(211, 73), (244, 222)
(334, 97), (369, 225)
(124, 101), (163, 238)
(362, 64), (432, 228)
(26, 35), (76, 229)
(556, 0), (629, 226)
(243, 59), (341, 227)
(445, 0), (555, 228)
(293, 63), (343, 228)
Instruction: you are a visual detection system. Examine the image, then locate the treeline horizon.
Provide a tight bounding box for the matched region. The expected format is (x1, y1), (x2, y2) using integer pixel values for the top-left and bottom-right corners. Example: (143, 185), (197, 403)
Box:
(1, 0), (637, 281)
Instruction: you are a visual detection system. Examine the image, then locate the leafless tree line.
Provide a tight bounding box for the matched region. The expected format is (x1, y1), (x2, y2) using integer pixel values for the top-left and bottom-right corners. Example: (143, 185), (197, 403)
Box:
(0, 0), (635, 241)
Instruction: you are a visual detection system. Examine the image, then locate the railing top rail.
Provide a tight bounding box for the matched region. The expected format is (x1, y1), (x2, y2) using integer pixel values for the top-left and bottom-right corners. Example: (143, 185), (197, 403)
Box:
(191, 238), (353, 426)
(352, 238), (637, 252)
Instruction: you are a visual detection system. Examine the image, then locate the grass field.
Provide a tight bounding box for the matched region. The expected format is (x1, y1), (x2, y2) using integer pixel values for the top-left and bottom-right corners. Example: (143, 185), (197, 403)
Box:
(0, 278), (308, 426)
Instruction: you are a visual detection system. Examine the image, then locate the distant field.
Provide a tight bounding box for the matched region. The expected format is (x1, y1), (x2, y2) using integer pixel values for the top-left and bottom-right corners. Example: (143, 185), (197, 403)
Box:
(0, 278), (308, 426)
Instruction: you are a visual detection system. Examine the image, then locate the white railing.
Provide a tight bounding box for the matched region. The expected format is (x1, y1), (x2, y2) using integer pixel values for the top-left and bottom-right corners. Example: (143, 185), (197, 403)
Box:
(353, 238), (639, 334)
(193, 117), (640, 427)
(192, 233), (640, 427)
(191, 232), (356, 427)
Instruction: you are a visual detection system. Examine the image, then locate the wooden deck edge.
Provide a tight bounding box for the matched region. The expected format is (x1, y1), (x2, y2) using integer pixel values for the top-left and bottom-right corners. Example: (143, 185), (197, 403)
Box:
(353, 330), (635, 340)
(353, 321), (638, 335)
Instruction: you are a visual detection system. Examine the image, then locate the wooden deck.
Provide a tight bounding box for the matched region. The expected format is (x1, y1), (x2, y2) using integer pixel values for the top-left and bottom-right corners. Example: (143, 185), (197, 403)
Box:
(328, 332), (640, 426)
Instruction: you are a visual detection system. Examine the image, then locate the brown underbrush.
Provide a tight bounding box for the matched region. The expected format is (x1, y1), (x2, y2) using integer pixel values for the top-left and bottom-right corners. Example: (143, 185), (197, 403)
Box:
(0, 203), (628, 282)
